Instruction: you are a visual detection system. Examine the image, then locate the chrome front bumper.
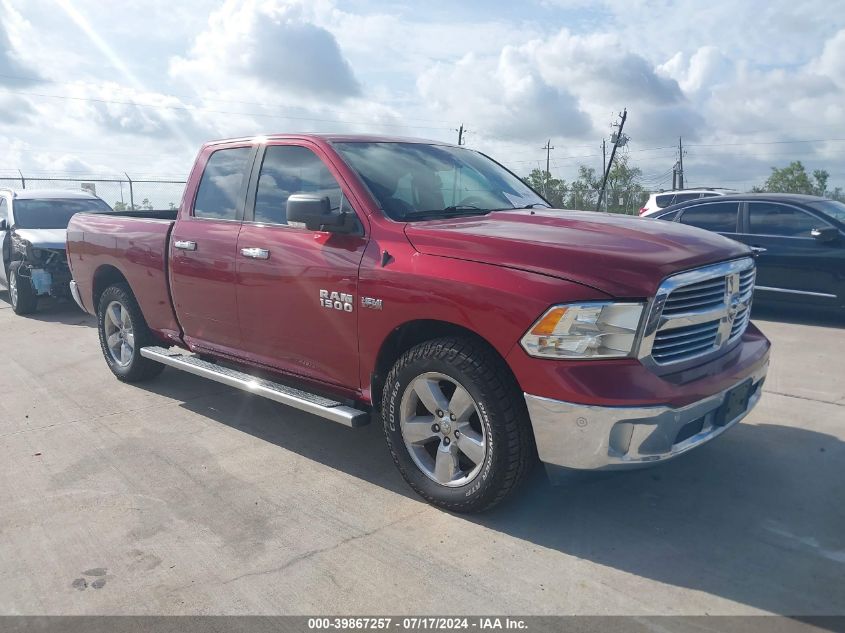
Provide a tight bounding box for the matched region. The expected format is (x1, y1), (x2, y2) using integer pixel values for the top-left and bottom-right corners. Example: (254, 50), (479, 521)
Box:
(69, 280), (86, 312)
(524, 361), (768, 471)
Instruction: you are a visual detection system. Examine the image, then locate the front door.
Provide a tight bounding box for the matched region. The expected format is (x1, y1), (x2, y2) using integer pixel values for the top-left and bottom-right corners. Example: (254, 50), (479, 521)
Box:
(0, 198), (9, 286)
(169, 145), (255, 353)
(735, 201), (842, 306)
(235, 142), (368, 389)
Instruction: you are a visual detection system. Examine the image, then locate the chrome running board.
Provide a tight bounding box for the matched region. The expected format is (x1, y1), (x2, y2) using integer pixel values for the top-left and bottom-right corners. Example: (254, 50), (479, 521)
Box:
(140, 346), (369, 428)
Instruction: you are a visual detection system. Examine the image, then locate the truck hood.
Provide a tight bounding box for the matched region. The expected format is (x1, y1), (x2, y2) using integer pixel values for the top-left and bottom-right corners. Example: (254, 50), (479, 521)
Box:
(12, 228), (67, 250)
(404, 209), (750, 298)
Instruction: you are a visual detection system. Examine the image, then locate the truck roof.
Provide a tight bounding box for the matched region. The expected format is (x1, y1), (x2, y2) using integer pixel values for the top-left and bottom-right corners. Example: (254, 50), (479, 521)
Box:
(204, 133), (456, 148)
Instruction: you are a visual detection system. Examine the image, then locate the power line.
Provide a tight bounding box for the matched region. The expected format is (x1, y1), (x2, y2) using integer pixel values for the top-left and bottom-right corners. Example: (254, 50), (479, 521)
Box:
(0, 72), (454, 125)
(0, 87), (455, 132)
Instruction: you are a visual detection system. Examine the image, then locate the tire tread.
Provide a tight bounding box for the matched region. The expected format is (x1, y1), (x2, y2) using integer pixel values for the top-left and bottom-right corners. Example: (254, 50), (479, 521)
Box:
(382, 336), (535, 512)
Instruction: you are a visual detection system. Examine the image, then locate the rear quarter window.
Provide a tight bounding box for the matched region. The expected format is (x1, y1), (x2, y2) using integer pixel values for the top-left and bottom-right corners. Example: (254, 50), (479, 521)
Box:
(656, 194), (675, 208)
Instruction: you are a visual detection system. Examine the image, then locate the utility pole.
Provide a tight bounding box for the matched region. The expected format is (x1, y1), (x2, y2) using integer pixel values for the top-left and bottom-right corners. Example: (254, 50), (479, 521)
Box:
(677, 136), (684, 189)
(596, 108), (627, 212)
(601, 139), (607, 212)
(541, 139), (554, 196)
(456, 124), (466, 146)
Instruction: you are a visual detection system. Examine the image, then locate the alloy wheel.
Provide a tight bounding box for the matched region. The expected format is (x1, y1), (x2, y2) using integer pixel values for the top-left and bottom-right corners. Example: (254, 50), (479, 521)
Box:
(399, 372), (488, 487)
(104, 300), (135, 366)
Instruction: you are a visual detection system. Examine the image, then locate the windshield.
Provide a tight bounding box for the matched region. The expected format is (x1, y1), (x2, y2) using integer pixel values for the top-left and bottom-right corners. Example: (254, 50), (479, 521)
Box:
(12, 198), (113, 229)
(808, 199), (845, 223)
(333, 142), (548, 221)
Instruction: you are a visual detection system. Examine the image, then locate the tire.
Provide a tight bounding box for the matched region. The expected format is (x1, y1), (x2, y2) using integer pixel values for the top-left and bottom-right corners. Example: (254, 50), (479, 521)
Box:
(382, 337), (535, 513)
(9, 261), (38, 315)
(97, 283), (165, 382)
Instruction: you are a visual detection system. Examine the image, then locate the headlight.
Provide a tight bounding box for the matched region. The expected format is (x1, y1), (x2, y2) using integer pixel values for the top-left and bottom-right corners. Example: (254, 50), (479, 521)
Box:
(520, 302), (644, 359)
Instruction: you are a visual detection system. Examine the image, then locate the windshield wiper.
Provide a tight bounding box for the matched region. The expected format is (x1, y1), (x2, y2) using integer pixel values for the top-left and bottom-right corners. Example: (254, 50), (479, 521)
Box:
(486, 202), (552, 213)
(403, 205), (492, 220)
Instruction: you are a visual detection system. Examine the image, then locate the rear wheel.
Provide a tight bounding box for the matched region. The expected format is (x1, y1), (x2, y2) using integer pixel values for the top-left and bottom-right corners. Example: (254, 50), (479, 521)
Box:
(382, 337), (535, 512)
(9, 262), (38, 315)
(97, 284), (164, 382)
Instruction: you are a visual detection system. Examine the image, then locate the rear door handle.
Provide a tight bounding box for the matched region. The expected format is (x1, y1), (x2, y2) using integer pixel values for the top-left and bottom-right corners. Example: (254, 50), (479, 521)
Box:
(174, 240), (197, 251)
(750, 246), (767, 254)
(240, 247), (270, 260)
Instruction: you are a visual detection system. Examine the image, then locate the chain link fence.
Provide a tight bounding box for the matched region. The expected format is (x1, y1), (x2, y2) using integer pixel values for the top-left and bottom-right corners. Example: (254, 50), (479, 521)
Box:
(0, 174), (186, 211)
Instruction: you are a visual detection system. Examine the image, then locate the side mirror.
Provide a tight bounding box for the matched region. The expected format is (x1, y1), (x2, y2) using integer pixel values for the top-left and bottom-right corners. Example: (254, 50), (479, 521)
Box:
(0, 218), (6, 231)
(286, 194), (355, 233)
(811, 226), (839, 243)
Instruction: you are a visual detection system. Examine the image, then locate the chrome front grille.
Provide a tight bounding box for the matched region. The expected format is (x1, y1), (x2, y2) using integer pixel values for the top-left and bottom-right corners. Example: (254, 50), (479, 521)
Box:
(640, 258), (756, 369)
(651, 320), (721, 363)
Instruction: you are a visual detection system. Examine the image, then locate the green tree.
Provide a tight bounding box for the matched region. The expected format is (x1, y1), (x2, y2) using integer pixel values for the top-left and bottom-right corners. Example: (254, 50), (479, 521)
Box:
(112, 199), (155, 211)
(523, 156), (648, 213)
(601, 155), (647, 214)
(523, 168), (568, 208)
(567, 165), (601, 210)
(757, 161), (828, 196)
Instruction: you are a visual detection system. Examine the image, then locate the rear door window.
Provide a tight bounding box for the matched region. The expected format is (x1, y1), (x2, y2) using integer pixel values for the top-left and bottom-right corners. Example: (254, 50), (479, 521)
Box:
(748, 202), (829, 237)
(678, 202), (740, 233)
(673, 192), (701, 204)
(194, 147), (252, 220)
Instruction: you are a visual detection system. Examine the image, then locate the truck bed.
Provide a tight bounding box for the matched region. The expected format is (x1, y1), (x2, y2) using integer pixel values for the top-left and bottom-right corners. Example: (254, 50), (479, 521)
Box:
(66, 211), (181, 342)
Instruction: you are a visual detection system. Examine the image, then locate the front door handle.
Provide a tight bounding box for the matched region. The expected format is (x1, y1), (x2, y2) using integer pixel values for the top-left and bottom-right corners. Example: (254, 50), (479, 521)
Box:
(750, 246), (767, 255)
(174, 240), (197, 251)
(240, 247), (270, 260)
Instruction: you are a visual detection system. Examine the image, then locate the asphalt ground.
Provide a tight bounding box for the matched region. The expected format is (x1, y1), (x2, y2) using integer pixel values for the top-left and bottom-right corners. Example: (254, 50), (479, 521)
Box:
(0, 293), (843, 615)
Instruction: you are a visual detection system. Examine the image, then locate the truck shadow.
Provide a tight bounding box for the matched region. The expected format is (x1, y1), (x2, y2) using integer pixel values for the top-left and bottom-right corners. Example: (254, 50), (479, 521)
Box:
(0, 290), (95, 327)
(146, 374), (845, 615)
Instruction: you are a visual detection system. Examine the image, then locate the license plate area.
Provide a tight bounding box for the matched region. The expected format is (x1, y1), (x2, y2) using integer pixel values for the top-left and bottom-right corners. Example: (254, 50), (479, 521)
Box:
(716, 379), (753, 427)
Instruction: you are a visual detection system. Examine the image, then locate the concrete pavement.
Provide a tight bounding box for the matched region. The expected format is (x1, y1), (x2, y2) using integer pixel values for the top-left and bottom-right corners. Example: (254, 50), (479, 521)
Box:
(0, 294), (843, 615)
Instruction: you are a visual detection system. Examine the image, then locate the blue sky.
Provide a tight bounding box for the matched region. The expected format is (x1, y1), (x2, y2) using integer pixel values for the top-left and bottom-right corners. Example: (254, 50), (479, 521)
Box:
(1, 0), (844, 199)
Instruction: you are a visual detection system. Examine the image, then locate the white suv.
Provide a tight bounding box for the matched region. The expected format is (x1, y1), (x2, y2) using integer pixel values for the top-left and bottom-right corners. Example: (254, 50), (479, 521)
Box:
(639, 189), (735, 217)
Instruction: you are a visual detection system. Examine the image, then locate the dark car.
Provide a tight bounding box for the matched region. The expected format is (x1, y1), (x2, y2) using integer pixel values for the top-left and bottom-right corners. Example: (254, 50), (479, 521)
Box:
(649, 193), (845, 310)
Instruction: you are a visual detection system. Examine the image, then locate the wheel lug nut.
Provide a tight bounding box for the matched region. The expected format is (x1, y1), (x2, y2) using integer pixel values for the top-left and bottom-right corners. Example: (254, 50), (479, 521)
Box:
(454, 430), (460, 437)
(443, 437), (451, 446)
(432, 424), (440, 433)
(436, 410), (444, 418)
(450, 413), (456, 421)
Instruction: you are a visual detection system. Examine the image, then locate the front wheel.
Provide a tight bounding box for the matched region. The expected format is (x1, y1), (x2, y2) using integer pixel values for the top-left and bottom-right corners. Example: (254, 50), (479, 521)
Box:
(8, 262), (38, 315)
(382, 337), (535, 513)
(97, 284), (165, 382)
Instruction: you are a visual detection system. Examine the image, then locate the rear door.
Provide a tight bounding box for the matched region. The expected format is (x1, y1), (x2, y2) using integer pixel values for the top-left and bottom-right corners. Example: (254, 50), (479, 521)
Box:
(235, 141), (368, 390)
(169, 144), (256, 354)
(734, 201), (842, 306)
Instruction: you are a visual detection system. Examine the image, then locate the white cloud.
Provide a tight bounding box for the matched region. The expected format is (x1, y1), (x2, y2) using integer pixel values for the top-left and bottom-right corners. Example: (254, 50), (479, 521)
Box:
(0, 1), (41, 85)
(170, 0), (360, 100)
(0, 0), (844, 194)
(418, 49), (593, 143)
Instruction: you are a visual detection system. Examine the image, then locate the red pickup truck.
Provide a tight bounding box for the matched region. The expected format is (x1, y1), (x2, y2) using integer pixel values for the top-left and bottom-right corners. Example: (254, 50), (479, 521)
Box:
(66, 134), (770, 512)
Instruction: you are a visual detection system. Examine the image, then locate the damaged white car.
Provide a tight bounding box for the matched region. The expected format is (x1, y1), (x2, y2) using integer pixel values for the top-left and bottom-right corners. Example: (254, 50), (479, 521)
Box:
(0, 189), (113, 315)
